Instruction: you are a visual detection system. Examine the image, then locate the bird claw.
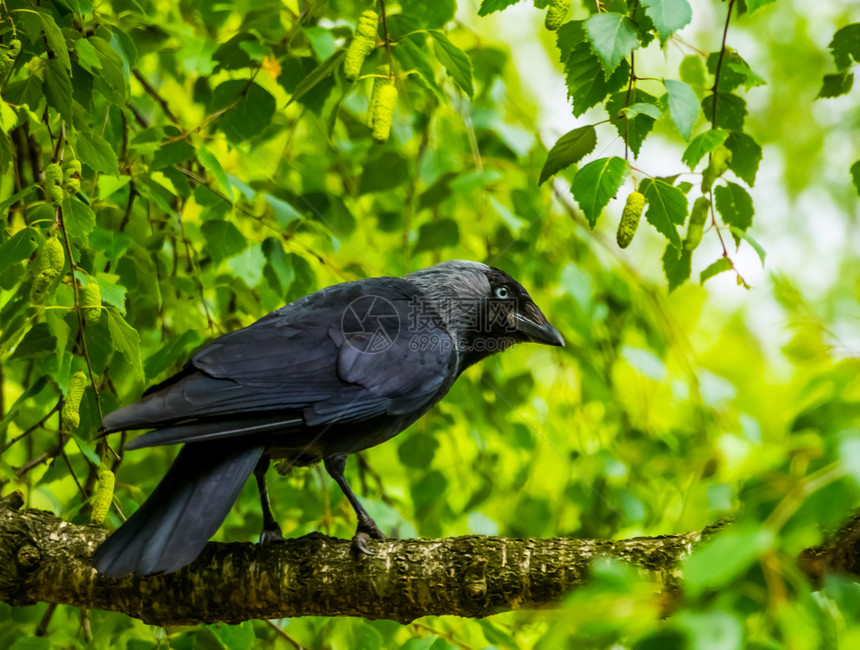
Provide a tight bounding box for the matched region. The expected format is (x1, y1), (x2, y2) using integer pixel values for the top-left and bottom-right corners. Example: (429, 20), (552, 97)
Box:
(352, 531), (375, 556)
(352, 522), (387, 556)
(259, 528), (285, 545)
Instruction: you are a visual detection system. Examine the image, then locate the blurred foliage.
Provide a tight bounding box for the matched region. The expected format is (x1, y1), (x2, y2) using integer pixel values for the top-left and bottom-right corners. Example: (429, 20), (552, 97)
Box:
(1, 0), (859, 648)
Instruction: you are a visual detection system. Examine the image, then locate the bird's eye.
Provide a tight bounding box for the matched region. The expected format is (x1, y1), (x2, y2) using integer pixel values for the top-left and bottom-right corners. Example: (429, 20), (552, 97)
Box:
(494, 287), (509, 299)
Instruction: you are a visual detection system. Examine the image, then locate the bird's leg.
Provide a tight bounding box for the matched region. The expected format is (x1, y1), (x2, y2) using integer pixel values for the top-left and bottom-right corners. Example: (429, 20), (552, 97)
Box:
(323, 455), (386, 556)
(254, 455), (284, 544)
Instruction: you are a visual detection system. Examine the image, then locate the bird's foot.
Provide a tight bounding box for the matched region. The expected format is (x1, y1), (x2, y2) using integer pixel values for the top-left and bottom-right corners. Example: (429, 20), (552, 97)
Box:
(259, 527), (285, 545)
(351, 520), (387, 556)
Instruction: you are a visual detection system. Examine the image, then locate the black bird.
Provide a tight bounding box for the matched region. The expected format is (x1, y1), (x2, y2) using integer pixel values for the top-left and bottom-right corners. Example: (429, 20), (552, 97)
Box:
(93, 260), (563, 576)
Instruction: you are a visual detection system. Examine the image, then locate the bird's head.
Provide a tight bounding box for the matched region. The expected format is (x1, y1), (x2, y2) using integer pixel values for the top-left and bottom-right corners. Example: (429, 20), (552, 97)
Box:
(405, 260), (563, 369)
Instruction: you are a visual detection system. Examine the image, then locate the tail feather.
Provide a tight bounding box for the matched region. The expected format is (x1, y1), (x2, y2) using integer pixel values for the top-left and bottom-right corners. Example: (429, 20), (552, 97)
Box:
(92, 441), (264, 576)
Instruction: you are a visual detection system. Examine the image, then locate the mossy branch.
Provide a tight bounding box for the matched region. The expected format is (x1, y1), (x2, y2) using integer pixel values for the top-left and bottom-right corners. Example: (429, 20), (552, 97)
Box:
(8, 492), (848, 626)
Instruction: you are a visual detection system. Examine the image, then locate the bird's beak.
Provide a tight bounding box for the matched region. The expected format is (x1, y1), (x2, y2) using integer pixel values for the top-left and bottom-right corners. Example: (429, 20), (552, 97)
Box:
(514, 313), (565, 347)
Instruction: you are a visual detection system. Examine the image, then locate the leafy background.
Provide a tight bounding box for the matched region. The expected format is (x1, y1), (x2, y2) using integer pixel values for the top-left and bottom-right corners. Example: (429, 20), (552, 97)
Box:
(1, 0), (859, 647)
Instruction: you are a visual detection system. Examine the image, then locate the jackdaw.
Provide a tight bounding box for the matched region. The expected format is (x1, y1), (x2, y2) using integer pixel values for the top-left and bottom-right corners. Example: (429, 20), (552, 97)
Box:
(93, 260), (563, 576)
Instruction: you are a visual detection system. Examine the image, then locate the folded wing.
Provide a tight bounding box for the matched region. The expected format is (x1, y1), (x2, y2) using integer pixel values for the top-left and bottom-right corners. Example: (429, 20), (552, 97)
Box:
(103, 278), (455, 449)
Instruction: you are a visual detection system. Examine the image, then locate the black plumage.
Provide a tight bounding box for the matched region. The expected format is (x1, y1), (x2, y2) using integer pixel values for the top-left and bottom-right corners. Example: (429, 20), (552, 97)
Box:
(93, 260), (563, 576)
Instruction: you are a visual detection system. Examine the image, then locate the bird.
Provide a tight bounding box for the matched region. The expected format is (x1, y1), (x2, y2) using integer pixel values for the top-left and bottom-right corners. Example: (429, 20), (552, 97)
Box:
(92, 260), (564, 576)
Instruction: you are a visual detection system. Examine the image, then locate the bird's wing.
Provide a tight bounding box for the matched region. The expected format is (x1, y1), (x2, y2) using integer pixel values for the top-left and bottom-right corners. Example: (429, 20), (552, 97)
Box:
(105, 278), (455, 447)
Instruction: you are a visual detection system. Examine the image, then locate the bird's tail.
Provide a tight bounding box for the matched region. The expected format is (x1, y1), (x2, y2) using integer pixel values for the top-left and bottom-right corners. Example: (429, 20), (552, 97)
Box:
(92, 441), (264, 577)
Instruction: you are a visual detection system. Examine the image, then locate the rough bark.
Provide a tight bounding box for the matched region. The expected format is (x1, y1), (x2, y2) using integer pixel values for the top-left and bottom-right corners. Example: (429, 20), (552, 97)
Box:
(799, 510), (860, 587)
(0, 491), (725, 625)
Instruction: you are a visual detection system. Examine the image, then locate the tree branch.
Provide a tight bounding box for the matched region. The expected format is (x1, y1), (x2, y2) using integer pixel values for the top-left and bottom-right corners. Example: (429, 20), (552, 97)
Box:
(18, 492), (857, 627)
(0, 492), (704, 624)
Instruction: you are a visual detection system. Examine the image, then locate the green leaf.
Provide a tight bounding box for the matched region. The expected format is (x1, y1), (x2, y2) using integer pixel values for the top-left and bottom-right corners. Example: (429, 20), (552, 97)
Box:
(663, 79), (699, 140)
(539, 125), (597, 184)
(0, 132), (12, 175)
(151, 137), (195, 171)
(226, 243), (266, 288)
(429, 31), (474, 98)
(97, 176), (131, 202)
(303, 27), (336, 62)
(359, 152), (412, 193)
(726, 61), (766, 89)
(724, 131), (762, 186)
(213, 34), (257, 70)
(11, 323), (56, 361)
(829, 23), (860, 70)
(700, 257), (733, 284)
(682, 129), (728, 169)
(679, 55), (707, 89)
(283, 50), (345, 107)
(817, 71), (854, 99)
(45, 310), (70, 377)
(39, 12), (71, 72)
(211, 622), (256, 650)
(707, 50), (764, 92)
(479, 620), (518, 649)
(565, 42), (629, 117)
(62, 196), (96, 245)
(414, 219), (460, 254)
(400, 0), (457, 28)
(640, 0), (692, 43)
(449, 168), (502, 192)
(662, 244), (691, 292)
(76, 131), (120, 175)
(262, 237), (295, 293)
(683, 524), (765, 595)
(607, 89), (658, 157)
(5, 72), (44, 114)
(74, 38), (102, 73)
(584, 13), (639, 77)
(570, 156), (629, 227)
(93, 273), (128, 313)
(640, 178), (688, 248)
(556, 19), (585, 59)
(851, 160), (860, 197)
(840, 435), (860, 488)
(398, 432), (439, 469)
(107, 308), (143, 379)
(394, 36), (444, 100)
(730, 227), (766, 266)
(0, 228), (40, 275)
(197, 147), (232, 199)
(145, 330), (204, 380)
(201, 220), (247, 263)
(0, 97), (19, 134)
(212, 81), (276, 143)
(265, 194), (303, 227)
(745, 0), (777, 12)
(43, 59), (74, 123)
(622, 102), (663, 120)
(72, 434), (100, 466)
(478, 0), (520, 16)
(0, 377), (48, 438)
(714, 182), (754, 240)
(702, 93), (747, 131)
(0, 186), (36, 214)
(89, 36), (127, 105)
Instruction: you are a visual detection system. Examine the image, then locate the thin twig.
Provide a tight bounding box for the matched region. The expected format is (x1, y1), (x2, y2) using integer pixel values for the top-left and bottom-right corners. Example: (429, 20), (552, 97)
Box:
(710, 0), (736, 129)
(0, 403), (60, 454)
(56, 202), (104, 424)
(263, 620), (307, 650)
(379, 0), (395, 75)
(132, 69), (179, 124)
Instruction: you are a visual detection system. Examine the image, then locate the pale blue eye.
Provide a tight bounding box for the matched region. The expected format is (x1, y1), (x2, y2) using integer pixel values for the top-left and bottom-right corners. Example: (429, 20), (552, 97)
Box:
(494, 287), (509, 299)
